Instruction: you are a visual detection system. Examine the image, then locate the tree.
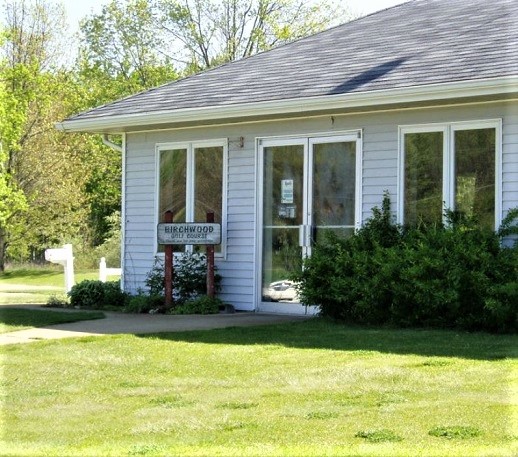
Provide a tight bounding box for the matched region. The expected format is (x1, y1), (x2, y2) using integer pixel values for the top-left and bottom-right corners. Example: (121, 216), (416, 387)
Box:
(156, 0), (352, 71)
(0, 68), (28, 271)
(1, 0), (68, 70)
(9, 71), (94, 259)
(78, 0), (178, 107)
(0, 0), (93, 267)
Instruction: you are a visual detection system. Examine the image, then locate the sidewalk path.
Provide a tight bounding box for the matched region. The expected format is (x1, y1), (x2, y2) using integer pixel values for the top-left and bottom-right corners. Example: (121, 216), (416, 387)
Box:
(0, 306), (310, 345)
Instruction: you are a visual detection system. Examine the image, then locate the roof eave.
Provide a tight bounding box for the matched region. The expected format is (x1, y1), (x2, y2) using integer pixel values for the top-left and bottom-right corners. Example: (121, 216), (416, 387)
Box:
(56, 76), (518, 133)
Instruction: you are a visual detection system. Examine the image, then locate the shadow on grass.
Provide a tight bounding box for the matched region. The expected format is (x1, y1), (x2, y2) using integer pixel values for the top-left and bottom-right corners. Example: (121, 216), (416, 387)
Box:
(137, 318), (518, 361)
(0, 308), (105, 332)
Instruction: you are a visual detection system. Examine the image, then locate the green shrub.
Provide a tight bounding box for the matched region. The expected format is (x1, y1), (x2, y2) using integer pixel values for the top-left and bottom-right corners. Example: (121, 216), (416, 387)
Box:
(145, 252), (221, 304)
(102, 281), (128, 309)
(169, 296), (222, 315)
(45, 294), (70, 308)
(294, 194), (402, 324)
(173, 252), (211, 303)
(68, 280), (128, 310)
(125, 294), (164, 314)
(295, 195), (518, 333)
(390, 219), (504, 329)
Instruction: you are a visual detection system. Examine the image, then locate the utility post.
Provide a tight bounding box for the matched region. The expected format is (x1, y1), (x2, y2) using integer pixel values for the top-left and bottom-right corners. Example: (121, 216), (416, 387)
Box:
(206, 212), (215, 298)
(164, 211), (174, 310)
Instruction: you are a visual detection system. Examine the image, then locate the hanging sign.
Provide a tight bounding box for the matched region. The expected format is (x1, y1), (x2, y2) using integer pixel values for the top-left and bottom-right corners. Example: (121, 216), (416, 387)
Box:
(281, 179), (294, 204)
(157, 223), (221, 245)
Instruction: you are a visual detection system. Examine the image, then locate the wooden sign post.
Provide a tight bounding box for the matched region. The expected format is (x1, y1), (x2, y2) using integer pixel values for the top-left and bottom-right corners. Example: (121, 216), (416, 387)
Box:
(164, 211), (174, 309)
(206, 212), (215, 298)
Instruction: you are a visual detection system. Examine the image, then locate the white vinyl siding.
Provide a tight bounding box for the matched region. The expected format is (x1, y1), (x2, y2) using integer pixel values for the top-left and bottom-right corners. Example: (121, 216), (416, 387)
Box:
(502, 107), (518, 218)
(223, 140), (256, 309)
(123, 134), (157, 289)
(122, 100), (518, 309)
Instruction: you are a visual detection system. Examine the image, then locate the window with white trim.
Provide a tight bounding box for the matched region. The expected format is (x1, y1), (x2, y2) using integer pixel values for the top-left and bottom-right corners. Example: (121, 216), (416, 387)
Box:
(157, 140), (227, 255)
(400, 120), (500, 230)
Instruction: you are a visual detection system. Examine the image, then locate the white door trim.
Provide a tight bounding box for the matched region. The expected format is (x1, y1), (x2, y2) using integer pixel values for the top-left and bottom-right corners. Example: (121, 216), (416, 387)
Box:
(255, 131), (363, 314)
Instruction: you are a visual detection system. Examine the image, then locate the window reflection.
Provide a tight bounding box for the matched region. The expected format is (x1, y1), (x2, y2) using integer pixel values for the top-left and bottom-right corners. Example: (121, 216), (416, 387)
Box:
(312, 142), (356, 241)
(404, 131), (443, 226)
(454, 128), (495, 230)
(403, 125), (496, 230)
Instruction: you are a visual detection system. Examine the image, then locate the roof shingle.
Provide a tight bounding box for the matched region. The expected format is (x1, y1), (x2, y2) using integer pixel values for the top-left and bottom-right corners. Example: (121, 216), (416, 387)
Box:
(67, 0), (518, 122)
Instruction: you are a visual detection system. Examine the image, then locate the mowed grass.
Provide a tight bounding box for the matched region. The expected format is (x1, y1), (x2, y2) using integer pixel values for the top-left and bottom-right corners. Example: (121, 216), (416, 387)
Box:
(0, 267), (120, 304)
(0, 308), (105, 334)
(1, 319), (517, 457)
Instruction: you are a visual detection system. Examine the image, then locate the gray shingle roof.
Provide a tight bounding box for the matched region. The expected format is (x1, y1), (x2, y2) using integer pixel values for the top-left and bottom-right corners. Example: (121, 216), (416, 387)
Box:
(67, 0), (518, 123)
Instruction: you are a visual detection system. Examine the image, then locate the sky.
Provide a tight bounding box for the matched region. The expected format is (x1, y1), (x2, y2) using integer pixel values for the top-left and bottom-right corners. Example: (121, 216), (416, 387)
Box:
(63, 0), (409, 34)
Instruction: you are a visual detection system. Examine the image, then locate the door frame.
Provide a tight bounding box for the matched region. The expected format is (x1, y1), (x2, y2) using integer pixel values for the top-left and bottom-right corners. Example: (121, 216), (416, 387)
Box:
(255, 131), (363, 314)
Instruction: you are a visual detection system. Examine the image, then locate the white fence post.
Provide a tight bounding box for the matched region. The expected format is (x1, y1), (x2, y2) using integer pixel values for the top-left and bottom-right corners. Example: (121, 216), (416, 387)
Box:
(99, 257), (122, 283)
(99, 257), (107, 282)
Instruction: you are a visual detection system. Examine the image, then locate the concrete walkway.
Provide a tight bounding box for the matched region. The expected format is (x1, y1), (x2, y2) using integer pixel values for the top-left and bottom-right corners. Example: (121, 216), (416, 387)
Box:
(0, 305), (309, 345)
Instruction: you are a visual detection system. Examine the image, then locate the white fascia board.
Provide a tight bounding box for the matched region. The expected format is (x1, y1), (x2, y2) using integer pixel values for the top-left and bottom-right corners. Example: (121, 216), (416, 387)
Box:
(56, 76), (518, 133)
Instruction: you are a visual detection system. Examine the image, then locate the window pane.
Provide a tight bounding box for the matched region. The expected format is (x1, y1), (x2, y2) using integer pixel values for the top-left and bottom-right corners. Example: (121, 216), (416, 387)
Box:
(194, 146), (223, 223)
(159, 149), (187, 222)
(404, 132), (443, 226)
(159, 149), (187, 252)
(312, 142), (356, 228)
(454, 128), (495, 230)
(261, 227), (301, 302)
(195, 146), (223, 253)
(263, 145), (304, 227)
(262, 145), (304, 303)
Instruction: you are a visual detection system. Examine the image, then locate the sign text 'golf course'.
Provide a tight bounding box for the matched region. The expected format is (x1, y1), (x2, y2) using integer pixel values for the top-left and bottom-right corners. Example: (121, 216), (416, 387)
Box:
(157, 223), (221, 245)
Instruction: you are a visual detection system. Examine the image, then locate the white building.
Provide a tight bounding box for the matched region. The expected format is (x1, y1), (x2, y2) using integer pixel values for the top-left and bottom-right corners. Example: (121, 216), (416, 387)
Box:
(58, 0), (518, 315)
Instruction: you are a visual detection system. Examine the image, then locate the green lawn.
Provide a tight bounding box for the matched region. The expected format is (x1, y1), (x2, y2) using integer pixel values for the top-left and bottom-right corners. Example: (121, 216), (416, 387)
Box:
(0, 308), (105, 334)
(0, 267), (120, 304)
(1, 319), (516, 456)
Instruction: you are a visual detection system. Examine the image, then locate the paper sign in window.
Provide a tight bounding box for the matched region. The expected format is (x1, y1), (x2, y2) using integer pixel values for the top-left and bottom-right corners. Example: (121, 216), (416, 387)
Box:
(281, 179), (294, 204)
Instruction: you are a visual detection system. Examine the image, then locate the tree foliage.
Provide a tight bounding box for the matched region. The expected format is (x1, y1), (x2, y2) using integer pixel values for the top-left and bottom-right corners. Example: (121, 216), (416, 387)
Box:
(78, 0), (352, 76)
(0, 0), (92, 266)
(0, 73), (28, 270)
(156, 0), (352, 71)
(77, 0), (178, 107)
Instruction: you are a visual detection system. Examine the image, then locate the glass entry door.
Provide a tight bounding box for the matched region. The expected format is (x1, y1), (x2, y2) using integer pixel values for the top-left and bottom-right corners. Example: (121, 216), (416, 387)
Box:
(261, 142), (306, 310)
(259, 134), (360, 314)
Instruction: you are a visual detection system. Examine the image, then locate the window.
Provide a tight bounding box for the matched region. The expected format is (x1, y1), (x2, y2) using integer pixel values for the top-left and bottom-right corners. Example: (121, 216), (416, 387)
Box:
(157, 141), (227, 254)
(159, 148), (187, 225)
(403, 129), (445, 226)
(400, 121), (500, 230)
(453, 127), (496, 230)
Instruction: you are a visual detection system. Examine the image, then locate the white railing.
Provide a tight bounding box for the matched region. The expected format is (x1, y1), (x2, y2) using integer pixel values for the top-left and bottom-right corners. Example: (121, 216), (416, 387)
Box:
(99, 257), (122, 282)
